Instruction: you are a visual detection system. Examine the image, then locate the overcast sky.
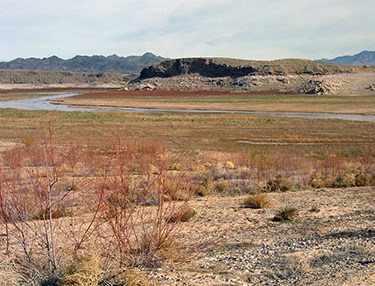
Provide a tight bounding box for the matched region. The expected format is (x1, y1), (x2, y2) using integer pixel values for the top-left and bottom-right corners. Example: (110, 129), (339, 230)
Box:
(1, 0), (374, 61)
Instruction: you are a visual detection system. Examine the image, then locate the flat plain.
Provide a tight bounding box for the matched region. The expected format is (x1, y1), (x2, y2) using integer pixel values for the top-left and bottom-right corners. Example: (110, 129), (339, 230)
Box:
(0, 88), (374, 285)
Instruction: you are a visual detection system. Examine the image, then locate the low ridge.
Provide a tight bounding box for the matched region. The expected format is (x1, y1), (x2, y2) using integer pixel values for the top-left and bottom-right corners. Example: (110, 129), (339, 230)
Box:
(0, 52), (166, 74)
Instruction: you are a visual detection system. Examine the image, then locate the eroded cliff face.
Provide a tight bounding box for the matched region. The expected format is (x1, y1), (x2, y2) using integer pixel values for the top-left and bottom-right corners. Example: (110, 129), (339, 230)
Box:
(139, 58), (353, 79)
(140, 58), (258, 78)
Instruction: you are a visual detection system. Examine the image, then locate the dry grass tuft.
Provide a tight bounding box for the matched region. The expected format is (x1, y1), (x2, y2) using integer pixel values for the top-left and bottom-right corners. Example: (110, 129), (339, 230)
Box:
(0, 259), (23, 286)
(167, 205), (196, 223)
(60, 247), (103, 286)
(310, 168), (371, 189)
(224, 161), (235, 169)
(242, 194), (274, 209)
(113, 268), (150, 286)
(215, 179), (229, 193)
(253, 175), (293, 193)
(272, 207), (299, 222)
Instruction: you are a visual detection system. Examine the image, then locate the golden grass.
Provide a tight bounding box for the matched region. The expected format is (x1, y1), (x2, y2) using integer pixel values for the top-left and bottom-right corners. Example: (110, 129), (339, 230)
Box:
(0, 107), (374, 157)
(0, 259), (23, 286)
(59, 247), (103, 286)
(242, 194), (274, 209)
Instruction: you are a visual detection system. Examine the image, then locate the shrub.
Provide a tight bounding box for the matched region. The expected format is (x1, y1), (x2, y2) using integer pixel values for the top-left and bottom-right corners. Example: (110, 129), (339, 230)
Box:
(310, 168), (370, 188)
(111, 268), (150, 286)
(190, 175), (212, 196)
(167, 205), (196, 223)
(0, 259), (24, 286)
(242, 194), (274, 209)
(59, 247), (103, 286)
(169, 162), (181, 171)
(225, 161), (235, 169)
(147, 164), (159, 175)
(336, 172), (356, 188)
(252, 181), (269, 193)
(165, 179), (190, 201)
(268, 175), (292, 192)
(2, 148), (25, 168)
(253, 175), (293, 193)
(272, 207), (298, 222)
(215, 179), (229, 193)
(35, 204), (74, 220)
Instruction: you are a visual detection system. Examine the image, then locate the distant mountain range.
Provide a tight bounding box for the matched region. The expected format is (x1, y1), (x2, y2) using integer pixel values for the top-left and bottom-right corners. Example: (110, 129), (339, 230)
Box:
(0, 52), (166, 74)
(317, 50), (375, 66)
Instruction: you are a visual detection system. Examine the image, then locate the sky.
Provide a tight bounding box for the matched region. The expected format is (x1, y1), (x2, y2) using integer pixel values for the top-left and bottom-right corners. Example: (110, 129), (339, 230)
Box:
(1, 0), (374, 61)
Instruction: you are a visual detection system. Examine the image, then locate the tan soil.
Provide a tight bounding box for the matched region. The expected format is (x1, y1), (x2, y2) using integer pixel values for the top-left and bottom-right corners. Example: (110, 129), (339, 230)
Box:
(149, 187), (375, 285)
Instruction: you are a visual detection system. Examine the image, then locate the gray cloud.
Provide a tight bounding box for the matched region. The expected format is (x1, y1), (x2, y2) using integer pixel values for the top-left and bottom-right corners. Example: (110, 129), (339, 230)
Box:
(0, 0), (374, 61)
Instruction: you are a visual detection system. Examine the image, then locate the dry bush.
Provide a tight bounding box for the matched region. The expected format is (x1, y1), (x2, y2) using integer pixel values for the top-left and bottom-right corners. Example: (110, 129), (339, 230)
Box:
(310, 167), (371, 189)
(60, 247), (103, 286)
(272, 207), (299, 222)
(253, 175), (293, 193)
(0, 259), (24, 286)
(99, 152), (197, 268)
(267, 175), (293, 192)
(0, 132), (207, 281)
(167, 204), (196, 223)
(2, 147), (25, 168)
(242, 194), (274, 209)
(190, 174), (213, 196)
(35, 204), (74, 220)
(165, 178), (191, 201)
(224, 161), (235, 169)
(215, 179), (229, 193)
(252, 181), (269, 193)
(110, 268), (150, 286)
(21, 133), (39, 149)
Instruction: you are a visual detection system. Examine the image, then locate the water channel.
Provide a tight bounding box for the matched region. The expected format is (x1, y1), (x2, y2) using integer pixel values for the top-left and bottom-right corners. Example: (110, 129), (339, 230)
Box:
(1, 91), (375, 122)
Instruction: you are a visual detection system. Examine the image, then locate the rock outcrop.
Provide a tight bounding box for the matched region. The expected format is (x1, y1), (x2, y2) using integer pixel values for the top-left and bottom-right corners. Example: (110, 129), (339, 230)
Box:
(139, 58), (352, 79)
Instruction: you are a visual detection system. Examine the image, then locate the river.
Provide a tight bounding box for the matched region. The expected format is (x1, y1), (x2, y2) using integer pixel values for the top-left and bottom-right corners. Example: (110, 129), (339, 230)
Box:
(1, 91), (375, 122)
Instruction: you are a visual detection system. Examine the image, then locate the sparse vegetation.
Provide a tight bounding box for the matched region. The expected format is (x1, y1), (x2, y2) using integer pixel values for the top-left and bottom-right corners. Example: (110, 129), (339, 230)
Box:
(0, 88), (374, 285)
(242, 193), (274, 209)
(272, 207), (299, 222)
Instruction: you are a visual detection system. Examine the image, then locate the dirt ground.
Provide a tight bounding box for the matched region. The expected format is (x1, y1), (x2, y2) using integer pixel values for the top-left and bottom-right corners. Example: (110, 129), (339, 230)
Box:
(149, 187), (375, 285)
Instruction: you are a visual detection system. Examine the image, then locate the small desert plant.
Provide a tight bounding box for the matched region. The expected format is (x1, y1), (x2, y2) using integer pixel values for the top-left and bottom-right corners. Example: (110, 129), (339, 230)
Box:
(252, 181), (269, 193)
(0, 259), (24, 286)
(310, 173), (336, 188)
(310, 168), (370, 189)
(165, 179), (190, 201)
(35, 204), (73, 220)
(242, 194), (274, 209)
(215, 179), (229, 193)
(253, 175), (293, 193)
(190, 175), (212, 196)
(224, 161), (235, 169)
(59, 247), (103, 286)
(2, 147), (25, 169)
(167, 204), (196, 223)
(110, 268), (150, 286)
(267, 175), (292, 192)
(272, 207), (298, 222)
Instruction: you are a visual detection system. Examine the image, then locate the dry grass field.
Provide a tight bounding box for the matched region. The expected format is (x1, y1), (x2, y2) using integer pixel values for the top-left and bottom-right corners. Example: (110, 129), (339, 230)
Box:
(0, 89), (374, 285)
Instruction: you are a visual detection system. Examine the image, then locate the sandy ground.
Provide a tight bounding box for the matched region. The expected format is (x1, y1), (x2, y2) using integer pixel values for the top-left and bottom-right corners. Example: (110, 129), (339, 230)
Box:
(336, 72), (375, 94)
(0, 141), (24, 152)
(149, 187), (375, 285)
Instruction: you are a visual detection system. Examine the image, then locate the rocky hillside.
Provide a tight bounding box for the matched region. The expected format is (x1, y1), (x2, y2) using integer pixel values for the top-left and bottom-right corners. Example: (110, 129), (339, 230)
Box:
(0, 52), (165, 74)
(139, 58), (352, 79)
(318, 50), (375, 66)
